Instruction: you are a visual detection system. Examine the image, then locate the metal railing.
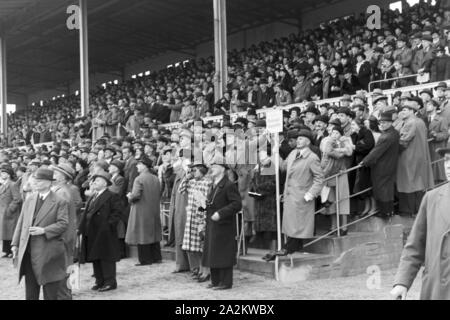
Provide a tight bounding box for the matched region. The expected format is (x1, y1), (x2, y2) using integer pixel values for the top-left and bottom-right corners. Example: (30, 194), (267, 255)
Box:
(368, 74), (419, 93)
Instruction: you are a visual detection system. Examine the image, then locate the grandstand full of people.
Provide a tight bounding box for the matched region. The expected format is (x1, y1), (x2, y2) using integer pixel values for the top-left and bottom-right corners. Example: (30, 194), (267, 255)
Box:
(1, 0), (450, 298)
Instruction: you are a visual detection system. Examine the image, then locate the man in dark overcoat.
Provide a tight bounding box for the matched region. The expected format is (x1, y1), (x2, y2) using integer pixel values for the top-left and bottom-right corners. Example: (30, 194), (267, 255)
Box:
(360, 111), (400, 217)
(78, 172), (122, 292)
(202, 157), (242, 290)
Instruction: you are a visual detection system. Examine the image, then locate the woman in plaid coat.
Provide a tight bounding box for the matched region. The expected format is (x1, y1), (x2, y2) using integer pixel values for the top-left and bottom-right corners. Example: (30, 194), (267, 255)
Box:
(180, 163), (212, 282)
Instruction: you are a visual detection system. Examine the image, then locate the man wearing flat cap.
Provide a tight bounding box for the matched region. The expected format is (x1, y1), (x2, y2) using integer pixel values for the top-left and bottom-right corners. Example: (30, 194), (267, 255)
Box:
(50, 163), (82, 299)
(11, 168), (69, 300)
(392, 147), (450, 300)
(396, 101), (434, 217)
(78, 171), (122, 292)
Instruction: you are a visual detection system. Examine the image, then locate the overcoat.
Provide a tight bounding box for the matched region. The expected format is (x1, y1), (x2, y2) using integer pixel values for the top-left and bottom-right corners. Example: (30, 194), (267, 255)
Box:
(362, 126), (400, 202)
(125, 172), (162, 245)
(397, 116), (434, 193)
(78, 189), (122, 263)
(52, 184), (79, 267)
(394, 183), (450, 300)
(428, 114), (449, 182)
(109, 174), (128, 239)
(0, 180), (22, 240)
(202, 176), (242, 268)
(168, 170), (189, 246)
(281, 148), (324, 239)
(11, 191), (69, 285)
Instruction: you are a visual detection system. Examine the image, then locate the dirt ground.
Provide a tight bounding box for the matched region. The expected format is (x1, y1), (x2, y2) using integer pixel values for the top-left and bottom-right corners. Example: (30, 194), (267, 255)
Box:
(0, 256), (421, 300)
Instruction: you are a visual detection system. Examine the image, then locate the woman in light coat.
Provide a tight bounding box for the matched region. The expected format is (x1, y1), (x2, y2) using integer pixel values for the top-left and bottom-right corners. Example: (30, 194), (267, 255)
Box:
(320, 125), (354, 235)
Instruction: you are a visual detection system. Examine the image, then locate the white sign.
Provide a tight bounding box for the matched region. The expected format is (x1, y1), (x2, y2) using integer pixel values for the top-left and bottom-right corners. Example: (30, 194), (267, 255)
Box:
(266, 109), (283, 133)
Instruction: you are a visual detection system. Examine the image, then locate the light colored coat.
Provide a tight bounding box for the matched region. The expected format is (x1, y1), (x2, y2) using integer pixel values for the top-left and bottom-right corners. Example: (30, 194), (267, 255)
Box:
(281, 148), (324, 238)
(394, 183), (450, 300)
(397, 116), (434, 193)
(0, 180), (22, 241)
(11, 192), (69, 285)
(428, 114), (449, 182)
(125, 172), (162, 245)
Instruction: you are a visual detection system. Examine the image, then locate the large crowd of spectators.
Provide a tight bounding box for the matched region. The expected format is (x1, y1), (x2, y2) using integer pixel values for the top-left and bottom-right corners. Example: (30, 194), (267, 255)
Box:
(0, 1), (450, 269)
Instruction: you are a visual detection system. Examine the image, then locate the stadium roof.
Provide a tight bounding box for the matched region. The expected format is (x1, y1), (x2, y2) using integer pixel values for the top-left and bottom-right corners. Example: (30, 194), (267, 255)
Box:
(0, 0), (337, 97)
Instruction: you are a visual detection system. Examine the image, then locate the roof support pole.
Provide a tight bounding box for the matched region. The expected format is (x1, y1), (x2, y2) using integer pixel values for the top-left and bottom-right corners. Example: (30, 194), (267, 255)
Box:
(213, 0), (228, 103)
(79, 0), (89, 117)
(0, 37), (7, 136)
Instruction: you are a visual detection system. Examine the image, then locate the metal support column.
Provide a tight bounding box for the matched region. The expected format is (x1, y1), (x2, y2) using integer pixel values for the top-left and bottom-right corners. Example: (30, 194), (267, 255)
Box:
(213, 0), (228, 103)
(0, 37), (7, 135)
(79, 0), (89, 116)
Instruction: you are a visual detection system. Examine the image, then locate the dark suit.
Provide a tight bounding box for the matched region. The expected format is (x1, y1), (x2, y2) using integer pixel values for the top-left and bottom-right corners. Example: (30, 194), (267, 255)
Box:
(355, 61), (372, 91)
(202, 176), (242, 288)
(78, 189), (122, 288)
(12, 191), (69, 300)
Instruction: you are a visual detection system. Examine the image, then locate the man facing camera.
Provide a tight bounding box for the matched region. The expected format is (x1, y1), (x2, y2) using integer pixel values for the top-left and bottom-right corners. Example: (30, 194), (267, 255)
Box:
(11, 168), (69, 300)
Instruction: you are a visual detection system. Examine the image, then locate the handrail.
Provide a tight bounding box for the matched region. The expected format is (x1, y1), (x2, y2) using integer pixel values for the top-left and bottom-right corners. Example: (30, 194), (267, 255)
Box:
(368, 74), (419, 93)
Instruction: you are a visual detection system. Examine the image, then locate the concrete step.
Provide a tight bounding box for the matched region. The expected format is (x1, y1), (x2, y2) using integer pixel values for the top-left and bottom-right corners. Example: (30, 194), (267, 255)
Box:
(237, 248), (335, 280)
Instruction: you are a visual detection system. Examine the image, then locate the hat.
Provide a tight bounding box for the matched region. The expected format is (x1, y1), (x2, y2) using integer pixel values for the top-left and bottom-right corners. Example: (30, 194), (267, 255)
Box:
(421, 34), (433, 42)
(373, 95), (388, 104)
(104, 146), (116, 154)
(29, 159), (41, 166)
(419, 89), (433, 97)
(329, 118), (342, 127)
(91, 172), (112, 186)
(0, 166), (14, 178)
(255, 120), (266, 128)
(235, 117), (248, 126)
(95, 160), (110, 172)
(436, 82), (448, 90)
(337, 107), (353, 117)
(372, 88), (384, 96)
(379, 111), (394, 122)
(210, 154), (229, 169)
(161, 146), (173, 154)
(353, 92), (367, 102)
(32, 168), (55, 181)
(331, 126), (344, 136)
(190, 162), (208, 170)
(437, 148), (450, 156)
(297, 129), (313, 142)
(397, 34), (408, 42)
(51, 163), (75, 180)
(305, 103), (319, 115)
(137, 156), (153, 169)
(340, 94), (352, 102)
(110, 160), (125, 172)
(179, 129), (193, 139)
(313, 115), (329, 124)
(404, 96), (423, 109)
(400, 91), (412, 99)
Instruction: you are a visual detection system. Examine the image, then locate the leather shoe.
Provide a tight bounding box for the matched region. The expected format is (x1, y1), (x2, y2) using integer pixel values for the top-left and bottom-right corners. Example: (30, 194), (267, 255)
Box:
(213, 285), (232, 290)
(98, 284), (117, 292)
(135, 263), (151, 266)
(274, 249), (288, 256)
(262, 253), (276, 262)
(171, 269), (189, 274)
(91, 284), (102, 291)
(206, 284), (217, 289)
(197, 274), (211, 283)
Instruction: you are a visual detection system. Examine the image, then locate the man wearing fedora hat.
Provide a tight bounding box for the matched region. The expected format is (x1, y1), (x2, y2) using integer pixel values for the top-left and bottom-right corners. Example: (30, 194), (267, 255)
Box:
(360, 111), (400, 217)
(50, 163), (82, 300)
(78, 171), (122, 292)
(391, 147), (450, 300)
(11, 168), (69, 300)
(396, 101), (434, 217)
(126, 156), (162, 266)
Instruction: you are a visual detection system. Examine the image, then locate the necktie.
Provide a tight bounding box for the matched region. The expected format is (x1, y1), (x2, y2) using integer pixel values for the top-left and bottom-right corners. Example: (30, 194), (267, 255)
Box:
(32, 195), (45, 224)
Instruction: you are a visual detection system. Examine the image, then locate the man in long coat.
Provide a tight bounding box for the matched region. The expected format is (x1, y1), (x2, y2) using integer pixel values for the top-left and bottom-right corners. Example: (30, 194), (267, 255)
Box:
(361, 111), (400, 216)
(276, 129), (324, 256)
(50, 163), (81, 299)
(78, 172), (122, 292)
(168, 157), (191, 272)
(11, 168), (69, 300)
(396, 100), (434, 216)
(202, 158), (242, 290)
(126, 156), (162, 266)
(391, 147), (450, 300)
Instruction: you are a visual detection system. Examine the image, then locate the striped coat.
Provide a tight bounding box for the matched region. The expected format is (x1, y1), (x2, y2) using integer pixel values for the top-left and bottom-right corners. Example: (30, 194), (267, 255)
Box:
(181, 178), (212, 252)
